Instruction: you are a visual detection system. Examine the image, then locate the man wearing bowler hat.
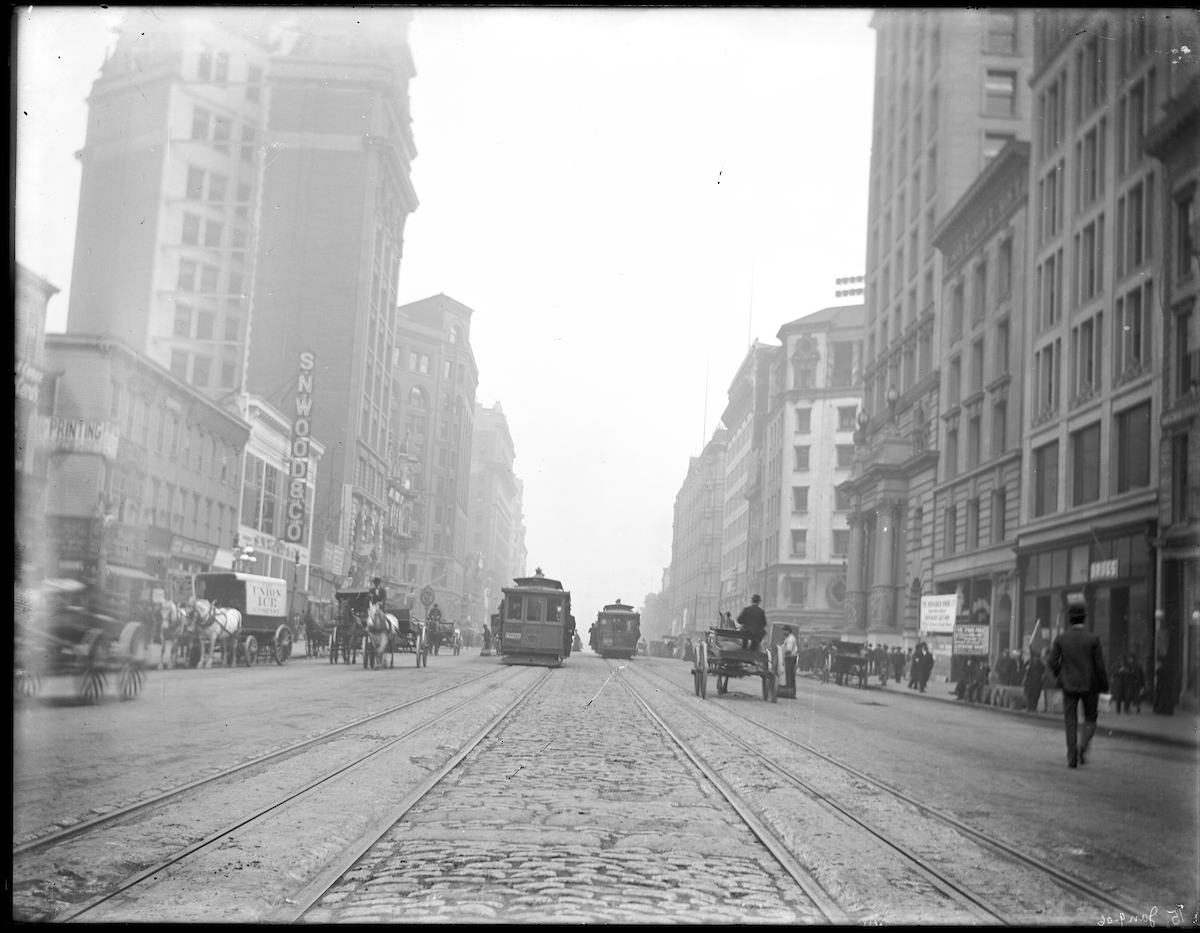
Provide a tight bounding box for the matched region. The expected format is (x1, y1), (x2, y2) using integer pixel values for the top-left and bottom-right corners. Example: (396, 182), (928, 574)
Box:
(737, 595), (768, 652)
(1048, 602), (1109, 768)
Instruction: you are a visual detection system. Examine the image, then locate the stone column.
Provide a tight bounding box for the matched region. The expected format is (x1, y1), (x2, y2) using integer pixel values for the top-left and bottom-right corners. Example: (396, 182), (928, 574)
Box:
(845, 511), (867, 631)
(870, 498), (900, 630)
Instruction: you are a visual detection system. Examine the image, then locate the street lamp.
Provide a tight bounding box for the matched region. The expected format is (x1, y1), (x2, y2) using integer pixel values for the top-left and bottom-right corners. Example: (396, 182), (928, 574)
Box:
(854, 408), (870, 447)
(233, 545), (257, 573)
(886, 385), (900, 423)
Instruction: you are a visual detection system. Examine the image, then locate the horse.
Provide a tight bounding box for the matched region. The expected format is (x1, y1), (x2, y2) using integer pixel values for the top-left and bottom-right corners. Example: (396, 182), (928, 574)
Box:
(364, 602), (397, 669)
(304, 613), (329, 658)
(184, 598), (243, 668)
(157, 600), (184, 670)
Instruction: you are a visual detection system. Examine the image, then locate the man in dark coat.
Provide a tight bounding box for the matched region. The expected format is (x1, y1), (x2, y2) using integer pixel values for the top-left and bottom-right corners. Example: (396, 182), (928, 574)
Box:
(916, 643), (934, 692)
(1023, 649), (1046, 714)
(1048, 604), (1110, 768)
(736, 595), (767, 651)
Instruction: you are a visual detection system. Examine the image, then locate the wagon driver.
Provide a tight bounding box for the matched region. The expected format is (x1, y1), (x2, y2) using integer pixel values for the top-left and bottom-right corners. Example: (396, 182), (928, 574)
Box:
(368, 576), (387, 624)
(737, 595), (768, 652)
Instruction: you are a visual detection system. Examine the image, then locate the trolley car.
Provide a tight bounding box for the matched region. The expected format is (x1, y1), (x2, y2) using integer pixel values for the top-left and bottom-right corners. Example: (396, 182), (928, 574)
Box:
(192, 572), (293, 666)
(497, 568), (575, 667)
(592, 600), (641, 659)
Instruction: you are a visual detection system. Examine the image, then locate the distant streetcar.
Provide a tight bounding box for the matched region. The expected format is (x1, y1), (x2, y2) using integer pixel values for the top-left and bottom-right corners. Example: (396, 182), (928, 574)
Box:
(591, 600), (641, 660)
(496, 568), (575, 667)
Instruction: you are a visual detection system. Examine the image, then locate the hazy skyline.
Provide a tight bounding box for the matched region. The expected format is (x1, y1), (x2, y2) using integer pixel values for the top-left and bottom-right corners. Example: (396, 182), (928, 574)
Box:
(15, 7), (876, 621)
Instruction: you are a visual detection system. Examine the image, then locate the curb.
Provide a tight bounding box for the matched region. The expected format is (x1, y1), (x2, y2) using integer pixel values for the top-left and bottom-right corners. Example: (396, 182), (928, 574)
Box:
(796, 671), (1200, 750)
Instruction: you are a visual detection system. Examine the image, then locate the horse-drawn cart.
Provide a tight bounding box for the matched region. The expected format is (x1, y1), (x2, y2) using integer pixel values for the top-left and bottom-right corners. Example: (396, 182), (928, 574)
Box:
(333, 590), (428, 669)
(190, 572), (293, 666)
(692, 626), (778, 702)
(822, 640), (868, 688)
(14, 580), (147, 703)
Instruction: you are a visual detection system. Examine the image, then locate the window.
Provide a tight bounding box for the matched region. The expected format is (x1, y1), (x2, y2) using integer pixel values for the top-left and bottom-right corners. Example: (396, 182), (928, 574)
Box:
(208, 174), (227, 202)
(191, 107), (210, 141)
(985, 70), (1016, 116)
(832, 528), (850, 557)
(830, 342), (856, 387)
(1075, 215), (1105, 304)
(986, 10), (1016, 54)
(945, 428), (958, 480)
(944, 504), (957, 555)
(214, 51), (229, 85)
(967, 416), (982, 469)
(1037, 250), (1063, 329)
(1177, 189), (1196, 280)
(1033, 340), (1060, 419)
(970, 339), (985, 394)
(196, 309), (215, 340)
(836, 445), (855, 469)
(992, 487), (1007, 543)
(998, 239), (1013, 298)
(170, 351), (188, 381)
(1177, 308), (1196, 399)
(182, 213), (201, 246)
(794, 446), (810, 470)
(834, 486), (851, 511)
(174, 305), (192, 337)
(224, 314), (240, 342)
(967, 497), (980, 550)
(1071, 423), (1102, 505)
(1033, 441), (1059, 516)
(1114, 282), (1152, 379)
(246, 65), (262, 102)
(197, 49), (212, 80)
(1172, 434), (1193, 524)
(204, 220), (222, 248)
(178, 259), (197, 292)
(789, 578), (808, 606)
(992, 400), (1008, 456)
(1070, 312), (1103, 402)
(950, 281), (964, 340)
(792, 487), (809, 512)
(791, 529), (807, 558)
(1119, 176), (1154, 274)
(212, 115), (231, 153)
(1115, 402), (1152, 492)
(199, 264), (219, 293)
(948, 356), (961, 405)
(838, 406), (857, 431)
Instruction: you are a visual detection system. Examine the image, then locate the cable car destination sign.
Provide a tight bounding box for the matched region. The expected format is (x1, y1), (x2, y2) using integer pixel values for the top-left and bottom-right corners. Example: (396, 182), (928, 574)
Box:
(284, 351), (315, 544)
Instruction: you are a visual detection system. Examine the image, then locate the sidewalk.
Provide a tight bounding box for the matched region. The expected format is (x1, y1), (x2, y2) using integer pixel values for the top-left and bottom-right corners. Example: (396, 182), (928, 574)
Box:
(798, 670), (1200, 749)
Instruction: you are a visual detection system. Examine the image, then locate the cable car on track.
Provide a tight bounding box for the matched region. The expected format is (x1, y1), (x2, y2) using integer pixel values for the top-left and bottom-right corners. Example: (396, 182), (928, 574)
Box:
(591, 600), (641, 659)
(496, 568), (575, 667)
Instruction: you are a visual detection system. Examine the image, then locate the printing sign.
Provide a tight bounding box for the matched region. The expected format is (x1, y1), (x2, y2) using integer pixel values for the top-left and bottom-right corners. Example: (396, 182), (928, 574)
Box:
(285, 351), (315, 544)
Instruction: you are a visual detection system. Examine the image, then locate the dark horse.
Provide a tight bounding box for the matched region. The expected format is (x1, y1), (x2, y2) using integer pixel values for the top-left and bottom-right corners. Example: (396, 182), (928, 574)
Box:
(330, 608), (365, 664)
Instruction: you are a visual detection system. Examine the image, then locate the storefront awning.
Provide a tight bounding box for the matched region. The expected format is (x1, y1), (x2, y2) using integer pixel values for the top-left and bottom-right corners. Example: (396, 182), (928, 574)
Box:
(106, 565), (157, 582)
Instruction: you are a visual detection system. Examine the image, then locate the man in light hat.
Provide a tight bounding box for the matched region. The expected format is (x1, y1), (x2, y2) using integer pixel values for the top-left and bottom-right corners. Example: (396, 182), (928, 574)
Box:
(737, 595), (768, 651)
(1048, 603), (1109, 768)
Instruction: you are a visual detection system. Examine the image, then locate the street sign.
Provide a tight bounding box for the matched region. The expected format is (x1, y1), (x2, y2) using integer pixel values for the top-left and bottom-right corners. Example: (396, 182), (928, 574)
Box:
(420, 585), (435, 607)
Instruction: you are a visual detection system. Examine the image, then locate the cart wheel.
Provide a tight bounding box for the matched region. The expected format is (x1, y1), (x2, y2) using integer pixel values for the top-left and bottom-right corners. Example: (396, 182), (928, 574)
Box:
(15, 669), (42, 699)
(118, 622), (147, 665)
(118, 661), (144, 700)
(244, 635), (258, 666)
(78, 632), (111, 704)
(274, 625), (292, 665)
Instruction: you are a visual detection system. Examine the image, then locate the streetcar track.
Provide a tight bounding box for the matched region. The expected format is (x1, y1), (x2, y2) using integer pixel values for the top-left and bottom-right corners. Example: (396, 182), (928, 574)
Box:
(53, 668), (537, 923)
(13, 667), (513, 859)
(613, 660), (1005, 923)
(610, 662), (849, 925)
(278, 667), (555, 923)
(626, 657), (1145, 920)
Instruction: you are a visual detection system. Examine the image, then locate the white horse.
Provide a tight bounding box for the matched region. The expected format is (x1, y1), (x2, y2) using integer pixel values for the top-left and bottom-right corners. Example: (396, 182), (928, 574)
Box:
(158, 600), (184, 670)
(364, 602), (396, 669)
(185, 598), (243, 668)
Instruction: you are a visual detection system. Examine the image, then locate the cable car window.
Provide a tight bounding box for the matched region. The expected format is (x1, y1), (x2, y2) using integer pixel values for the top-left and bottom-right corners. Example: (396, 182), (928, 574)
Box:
(545, 597), (562, 622)
(526, 597), (542, 622)
(507, 597), (522, 620)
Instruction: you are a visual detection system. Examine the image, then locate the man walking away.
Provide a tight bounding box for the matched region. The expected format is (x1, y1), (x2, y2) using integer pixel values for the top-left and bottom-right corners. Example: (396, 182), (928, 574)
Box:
(917, 642), (934, 693)
(1023, 648), (1046, 714)
(1048, 604), (1109, 768)
(737, 595), (767, 651)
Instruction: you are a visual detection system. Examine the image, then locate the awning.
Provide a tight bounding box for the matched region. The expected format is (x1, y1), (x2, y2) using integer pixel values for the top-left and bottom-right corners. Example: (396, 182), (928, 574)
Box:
(106, 565), (158, 582)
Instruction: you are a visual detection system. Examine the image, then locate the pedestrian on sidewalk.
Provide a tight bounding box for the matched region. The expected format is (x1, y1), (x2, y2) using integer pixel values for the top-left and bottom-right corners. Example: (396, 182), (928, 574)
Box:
(1022, 648), (1046, 713)
(891, 646), (905, 684)
(917, 643), (934, 692)
(1124, 654), (1145, 714)
(781, 626), (799, 692)
(1048, 603), (1109, 768)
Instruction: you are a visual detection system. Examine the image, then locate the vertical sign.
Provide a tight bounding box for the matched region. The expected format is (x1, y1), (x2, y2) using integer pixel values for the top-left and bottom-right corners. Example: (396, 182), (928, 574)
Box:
(285, 351), (315, 543)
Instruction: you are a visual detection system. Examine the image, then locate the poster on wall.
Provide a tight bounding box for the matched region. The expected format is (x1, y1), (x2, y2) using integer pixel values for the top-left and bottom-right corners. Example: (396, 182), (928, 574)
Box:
(952, 624), (990, 656)
(919, 595), (958, 634)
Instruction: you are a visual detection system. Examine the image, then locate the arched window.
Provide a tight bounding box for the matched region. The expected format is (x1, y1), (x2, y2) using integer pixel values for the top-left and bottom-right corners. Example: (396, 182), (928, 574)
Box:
(409, 386), (427, 407)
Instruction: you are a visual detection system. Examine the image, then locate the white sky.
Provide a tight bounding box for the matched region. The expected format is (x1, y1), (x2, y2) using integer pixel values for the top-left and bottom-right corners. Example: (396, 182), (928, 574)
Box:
(15, 6), (876, 625)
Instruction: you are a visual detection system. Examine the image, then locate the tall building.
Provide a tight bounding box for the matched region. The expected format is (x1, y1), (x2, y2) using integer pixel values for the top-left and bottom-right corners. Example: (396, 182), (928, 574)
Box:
(245, 11), (419, 593)
(929, 140), (1030, 670)
(511, 478), (529, 581)
(846, 10), (1034, 648)
(1146, 67), (1200, 713)
(468, 402), (521, 631)
(391, 294), (480, 619)
(762, 306), (864, 640)
(668, 428), (727, 634)
(66, 9), (273, 398)
(1018, 10), (1197, 706)
(718, 341), (776, 618)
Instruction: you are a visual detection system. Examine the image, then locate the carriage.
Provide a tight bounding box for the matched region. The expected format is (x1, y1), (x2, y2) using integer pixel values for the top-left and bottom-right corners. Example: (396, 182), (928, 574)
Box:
(692, 624), (778, 702)
(592, 600), (641, 659)
(14, 579), (147, 703)
(821, 639), (868, 688)
(304, 614), (336, 658)
(497, 568), (575, 667)
(190, 572), (294, 666)
(431, 617), (457, 656)
(332, 589), (429, 669)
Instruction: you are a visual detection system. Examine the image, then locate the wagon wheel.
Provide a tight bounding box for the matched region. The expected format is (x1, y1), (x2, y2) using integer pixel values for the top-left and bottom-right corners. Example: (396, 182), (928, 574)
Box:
(118, 622), (148, 667)
(118, 661), (144, 700)
(78, 631), (111, 704)
(15, 667), (42, 699)
(274, 625), (292, 665)
(244, 635), (258, 667)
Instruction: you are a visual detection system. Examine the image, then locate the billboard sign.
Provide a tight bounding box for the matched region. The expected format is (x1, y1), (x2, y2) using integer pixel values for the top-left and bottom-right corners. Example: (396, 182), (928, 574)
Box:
(919, 595), (958, 634)
(284, 350), (315, 544)
(952, 624), (990, 656)
(246, 577), (288, 617)
(42, 417), (120, 459)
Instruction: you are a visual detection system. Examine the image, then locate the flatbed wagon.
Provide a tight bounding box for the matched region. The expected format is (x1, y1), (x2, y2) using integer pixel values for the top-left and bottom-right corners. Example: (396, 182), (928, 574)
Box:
(692, 626), (778, 702)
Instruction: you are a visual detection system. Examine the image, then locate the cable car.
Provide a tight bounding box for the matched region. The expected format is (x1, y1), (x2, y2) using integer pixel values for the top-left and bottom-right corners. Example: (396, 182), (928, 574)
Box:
(591, 600), (641, 659)
(496, 568), (575, 667)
